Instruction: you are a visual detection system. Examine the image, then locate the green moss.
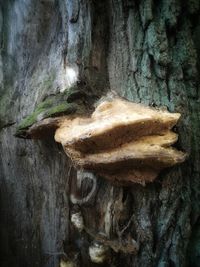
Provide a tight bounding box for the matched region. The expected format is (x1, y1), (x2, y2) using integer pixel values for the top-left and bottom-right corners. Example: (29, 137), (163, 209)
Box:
(36, 98), (54, 110)
(16, 101), (77, 135)
(16, 99), (52, 130)
(15, 84), (90, 137)
(45, 102), (77, 117)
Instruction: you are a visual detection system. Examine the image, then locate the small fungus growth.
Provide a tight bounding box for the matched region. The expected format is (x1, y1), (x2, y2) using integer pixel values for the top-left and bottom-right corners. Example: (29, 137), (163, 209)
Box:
(71, 211), (84, 232)
(89, 242), (109, 264)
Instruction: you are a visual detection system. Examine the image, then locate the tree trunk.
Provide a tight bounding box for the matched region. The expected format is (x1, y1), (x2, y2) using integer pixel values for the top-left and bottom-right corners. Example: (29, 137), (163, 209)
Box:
(0, 0), (200, 267)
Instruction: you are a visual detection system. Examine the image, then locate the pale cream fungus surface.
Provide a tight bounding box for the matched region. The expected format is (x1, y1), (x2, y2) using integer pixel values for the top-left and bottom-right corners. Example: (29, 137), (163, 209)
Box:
(54, 98), (186, 185)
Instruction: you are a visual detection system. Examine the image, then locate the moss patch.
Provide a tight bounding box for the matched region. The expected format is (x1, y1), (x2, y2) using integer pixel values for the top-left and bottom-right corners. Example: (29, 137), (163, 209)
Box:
(15, 101), (78, 137)
(15, 85), (89, 137)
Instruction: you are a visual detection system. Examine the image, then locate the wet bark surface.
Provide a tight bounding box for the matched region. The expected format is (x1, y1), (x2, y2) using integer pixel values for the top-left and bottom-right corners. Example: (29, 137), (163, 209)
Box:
(0, 1), (200, 267)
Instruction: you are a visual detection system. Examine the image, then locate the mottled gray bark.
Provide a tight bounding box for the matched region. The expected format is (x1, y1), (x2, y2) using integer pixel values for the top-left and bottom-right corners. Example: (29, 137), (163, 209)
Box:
(0, 0), (200, 267)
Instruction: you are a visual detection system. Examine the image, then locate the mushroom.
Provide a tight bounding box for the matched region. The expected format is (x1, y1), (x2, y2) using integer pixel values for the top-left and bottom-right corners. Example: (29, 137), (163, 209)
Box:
(55, 97), (186, 184)
(15, 96), (186, 185)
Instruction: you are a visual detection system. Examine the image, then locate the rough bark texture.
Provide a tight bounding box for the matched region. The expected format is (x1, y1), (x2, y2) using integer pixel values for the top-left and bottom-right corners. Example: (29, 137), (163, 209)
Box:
(0, 1), (200, 267)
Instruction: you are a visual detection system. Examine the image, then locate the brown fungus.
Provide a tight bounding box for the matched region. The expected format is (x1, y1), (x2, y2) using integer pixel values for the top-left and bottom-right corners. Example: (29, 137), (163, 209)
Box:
(55, 97), (186, 184)
(15, 96), (186, 185)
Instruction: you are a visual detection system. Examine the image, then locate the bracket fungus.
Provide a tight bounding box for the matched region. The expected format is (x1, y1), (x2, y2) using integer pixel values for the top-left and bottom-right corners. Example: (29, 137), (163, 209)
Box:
(15, 95), (186, 185)
(55, 97), (186, 184)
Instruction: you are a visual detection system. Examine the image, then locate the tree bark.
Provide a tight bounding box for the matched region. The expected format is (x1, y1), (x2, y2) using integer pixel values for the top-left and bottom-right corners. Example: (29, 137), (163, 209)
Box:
(0, 0), (200, 267)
